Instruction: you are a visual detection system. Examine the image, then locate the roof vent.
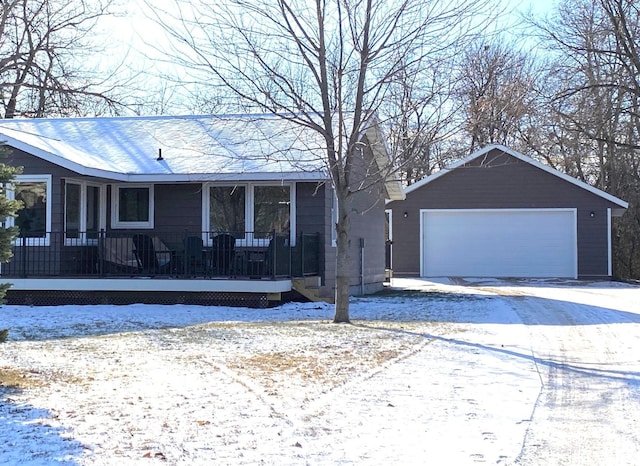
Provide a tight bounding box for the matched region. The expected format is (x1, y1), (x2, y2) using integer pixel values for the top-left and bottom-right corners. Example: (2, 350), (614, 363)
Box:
(157, 148), (163, 161)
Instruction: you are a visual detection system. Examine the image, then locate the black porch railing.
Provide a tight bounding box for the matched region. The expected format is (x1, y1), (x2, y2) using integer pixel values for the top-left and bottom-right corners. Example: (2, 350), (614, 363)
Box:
(1, 230), (321, 280)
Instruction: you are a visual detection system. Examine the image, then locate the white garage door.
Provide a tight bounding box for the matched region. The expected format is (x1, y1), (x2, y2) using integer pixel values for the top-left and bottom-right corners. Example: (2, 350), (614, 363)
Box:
(421, 209), (577, 278)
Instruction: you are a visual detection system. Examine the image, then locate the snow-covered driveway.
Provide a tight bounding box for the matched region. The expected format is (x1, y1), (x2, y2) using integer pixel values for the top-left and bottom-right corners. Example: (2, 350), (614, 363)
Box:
(449, 278), (640, 465)
(1, 278), (639, 465)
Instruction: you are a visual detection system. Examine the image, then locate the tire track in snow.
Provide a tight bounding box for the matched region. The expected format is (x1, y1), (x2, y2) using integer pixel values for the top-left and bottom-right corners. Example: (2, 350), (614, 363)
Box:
(510, 292), (640, 466)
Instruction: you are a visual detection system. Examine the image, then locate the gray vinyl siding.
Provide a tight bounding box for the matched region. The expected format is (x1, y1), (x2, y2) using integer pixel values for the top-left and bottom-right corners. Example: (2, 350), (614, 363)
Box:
(6, 147), (331, 237)
(295, 141), (389, 299)
(388, 148), (619, 278)
(348, 139), (388, 295)
(5, 149), (89, 274)
(321, 138), (389, 298)
(296, 181), (329, 286)
(153, 184), (203, 231)
(349, 186), (387, 293)
(6, 148), (79, 241)
(296, 182), (327, 235)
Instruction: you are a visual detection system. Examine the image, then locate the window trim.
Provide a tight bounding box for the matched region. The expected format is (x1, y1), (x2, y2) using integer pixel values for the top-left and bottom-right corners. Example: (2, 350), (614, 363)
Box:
(64, 179), (106, 245)
(385, 208), (393, 242)
(9, 174), (52, 246)
(331, 187), (338, 247)
(203, 184), (248, 243)
(203, 182), (295, 246)
(111, 184), (154, 229)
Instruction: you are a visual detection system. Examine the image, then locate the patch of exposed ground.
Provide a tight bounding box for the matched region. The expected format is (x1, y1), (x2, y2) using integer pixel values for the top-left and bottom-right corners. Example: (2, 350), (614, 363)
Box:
(2, 320), (448, 409)
(161, 320), (438, 400)
(0, 367), (43, 391)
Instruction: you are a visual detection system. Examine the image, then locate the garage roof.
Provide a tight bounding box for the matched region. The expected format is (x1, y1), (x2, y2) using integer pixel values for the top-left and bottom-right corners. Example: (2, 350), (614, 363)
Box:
(404, 144), (628, 210)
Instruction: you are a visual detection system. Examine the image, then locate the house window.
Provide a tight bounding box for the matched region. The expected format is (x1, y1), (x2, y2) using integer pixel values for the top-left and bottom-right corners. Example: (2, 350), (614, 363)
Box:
(331, 188), (338, 246)
(209, 186), (246, 235)
(10, 175), (52, 245)
(65, 181), (104, 243)
(254, 186), (290, 238)
(86, 186), (100, 237)
(111, 184), (154, 229)
(385, 209), (392, 270)
(204, 183), (294, 244)
(65, 183), (81, 237)
(385, 209), (392, 243)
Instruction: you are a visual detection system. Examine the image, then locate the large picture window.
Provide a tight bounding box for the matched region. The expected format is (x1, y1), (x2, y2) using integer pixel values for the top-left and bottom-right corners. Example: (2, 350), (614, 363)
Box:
(254, 186), (290, 238)
(65, 183), (81, 236)
(111, 184), (154, 229)
(204, 183), (294, 244)
(209, 186), (246, 235)
(65, 181), (103, 243)
(9, 175), (52, 245)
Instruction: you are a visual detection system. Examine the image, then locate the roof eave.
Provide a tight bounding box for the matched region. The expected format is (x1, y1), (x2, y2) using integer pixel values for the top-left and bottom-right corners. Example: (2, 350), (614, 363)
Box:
(362, 120), (405, 201)
(127, 171), (329, 183)
(1, 137), (129, 181)
(404, 144), (628, 209)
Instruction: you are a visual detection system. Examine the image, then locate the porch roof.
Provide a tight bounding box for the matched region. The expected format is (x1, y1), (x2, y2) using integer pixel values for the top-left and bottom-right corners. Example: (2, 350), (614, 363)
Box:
(0, 114), (331, 182)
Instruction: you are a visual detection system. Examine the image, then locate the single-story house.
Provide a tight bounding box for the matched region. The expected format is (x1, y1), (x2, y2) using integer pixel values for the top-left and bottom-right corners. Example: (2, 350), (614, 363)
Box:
(386, 144), (628, 279)
(0, 114), (403, 306)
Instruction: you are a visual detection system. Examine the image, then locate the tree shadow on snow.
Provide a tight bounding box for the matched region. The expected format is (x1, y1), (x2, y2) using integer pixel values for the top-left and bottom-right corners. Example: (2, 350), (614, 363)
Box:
(359, 282), (640, 326)
(0, 386), (86, 464)
(357, 324), (640, 388)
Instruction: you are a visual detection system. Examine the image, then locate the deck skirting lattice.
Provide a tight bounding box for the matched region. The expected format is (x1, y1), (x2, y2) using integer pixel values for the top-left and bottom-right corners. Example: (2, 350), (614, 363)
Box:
(5, 290), (271, 308)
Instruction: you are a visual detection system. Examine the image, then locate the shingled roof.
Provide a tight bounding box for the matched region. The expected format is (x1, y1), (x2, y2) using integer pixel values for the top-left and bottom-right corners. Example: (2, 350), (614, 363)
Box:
(0, 114), (334, 182)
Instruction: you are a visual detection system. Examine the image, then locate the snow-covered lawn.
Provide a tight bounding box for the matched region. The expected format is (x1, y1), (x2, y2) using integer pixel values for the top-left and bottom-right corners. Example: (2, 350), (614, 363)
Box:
(1, 278), (639, 465)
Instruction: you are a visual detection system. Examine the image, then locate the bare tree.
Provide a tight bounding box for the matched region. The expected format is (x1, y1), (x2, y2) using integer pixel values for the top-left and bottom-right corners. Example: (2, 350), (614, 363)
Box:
(532, 0), (640, 278)
(454, 37), (540, 153)
(148, 0), (494, 322)
(385, 57), (460, 185)
(0, 0), (127, 118)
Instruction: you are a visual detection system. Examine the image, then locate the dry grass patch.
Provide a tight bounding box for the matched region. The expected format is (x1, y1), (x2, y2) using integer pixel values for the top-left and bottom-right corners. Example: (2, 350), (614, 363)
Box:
(0, 367), (42, 391)
(218, 321), (426, 396)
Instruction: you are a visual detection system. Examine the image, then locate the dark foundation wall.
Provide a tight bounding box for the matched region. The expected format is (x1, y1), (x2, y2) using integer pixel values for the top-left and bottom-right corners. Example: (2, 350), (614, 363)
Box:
(388, 149), (621, 278)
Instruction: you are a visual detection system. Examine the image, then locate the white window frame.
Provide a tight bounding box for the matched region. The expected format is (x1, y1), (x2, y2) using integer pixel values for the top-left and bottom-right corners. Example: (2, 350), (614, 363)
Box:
(203, 182), (296, 246)
(385, 208), (393, 241)
(64, 180), (106, 245)
(8, 174), (52, 246)
(385, 208), (393, 269)
(331, 188), (338, 247)
(111, 184), (154, 229)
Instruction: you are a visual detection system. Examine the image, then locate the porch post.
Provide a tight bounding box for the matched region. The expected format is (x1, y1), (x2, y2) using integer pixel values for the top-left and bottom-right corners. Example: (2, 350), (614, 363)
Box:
(271, 229), (276, 279)
(98, 229), (105, 277)
(300, 232), (305, 276)
(20, 234), (27, 278)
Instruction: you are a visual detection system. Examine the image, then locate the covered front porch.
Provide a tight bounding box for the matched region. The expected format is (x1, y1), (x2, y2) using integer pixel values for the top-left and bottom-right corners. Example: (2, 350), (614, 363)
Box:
(1, 230), (323, 307)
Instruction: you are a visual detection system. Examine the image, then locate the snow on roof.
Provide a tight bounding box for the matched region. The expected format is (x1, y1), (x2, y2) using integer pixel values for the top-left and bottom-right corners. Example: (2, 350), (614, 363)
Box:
(0, 114), (330, 182)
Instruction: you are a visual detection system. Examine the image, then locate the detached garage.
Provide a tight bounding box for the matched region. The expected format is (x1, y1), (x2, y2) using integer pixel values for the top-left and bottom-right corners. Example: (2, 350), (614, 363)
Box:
(387, 145), (628, 279)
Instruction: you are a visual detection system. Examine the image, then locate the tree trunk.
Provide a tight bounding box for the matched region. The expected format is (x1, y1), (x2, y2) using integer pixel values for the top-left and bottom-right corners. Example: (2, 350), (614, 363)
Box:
(333, 195), (351, 323)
